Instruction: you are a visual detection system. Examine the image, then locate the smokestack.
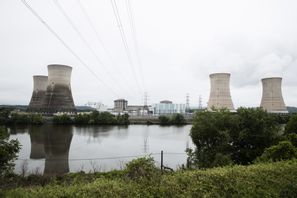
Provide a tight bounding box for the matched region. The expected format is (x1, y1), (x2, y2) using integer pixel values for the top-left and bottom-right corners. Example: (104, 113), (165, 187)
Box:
(207, 73), (234, 110)
(260, 77), (288, 113)
(27, 75), (48, 112)
(42, 64), (76, 114)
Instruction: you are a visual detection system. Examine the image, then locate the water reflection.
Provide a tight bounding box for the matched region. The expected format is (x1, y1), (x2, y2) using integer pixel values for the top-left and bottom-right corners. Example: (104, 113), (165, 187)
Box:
(10, 125), (193, 174)
(28, 125), (73, 176)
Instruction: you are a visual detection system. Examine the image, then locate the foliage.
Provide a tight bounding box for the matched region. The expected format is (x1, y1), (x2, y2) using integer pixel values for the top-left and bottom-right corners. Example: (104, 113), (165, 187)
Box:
(53, 114), (73, 124)
(124, 157), (160, 181)
(285, 114), (297, 134)
(285, 133), (297, 147)
(2, 160), (297, 197)
(0, 108), (12, 124)
(0, 126), (21, 177)
(74, 114), (90, 124)
(170, 113), (186, 125)
(158, 116), (170, 125)
(190, 108), (280, 168)
(158, 114), (186, 125)
(255, 141), (297, 163)
(7, 113), (44, 125)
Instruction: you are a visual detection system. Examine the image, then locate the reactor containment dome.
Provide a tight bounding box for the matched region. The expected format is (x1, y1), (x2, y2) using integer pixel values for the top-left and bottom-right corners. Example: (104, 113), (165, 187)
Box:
(260, 77), (288, 113)
(207, 73), (234, 111)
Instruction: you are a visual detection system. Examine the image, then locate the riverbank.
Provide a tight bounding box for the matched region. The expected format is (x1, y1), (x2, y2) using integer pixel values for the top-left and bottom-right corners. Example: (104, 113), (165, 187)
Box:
(1, 160), (297, 197)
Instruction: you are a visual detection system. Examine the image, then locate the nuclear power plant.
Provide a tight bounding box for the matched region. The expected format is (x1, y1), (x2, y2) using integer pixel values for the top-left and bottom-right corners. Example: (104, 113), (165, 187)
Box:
(27, 64), (76, 114)
(207, 73), (234, 110)
(260, 77), (288, 113)
(27, 75), (48, 112)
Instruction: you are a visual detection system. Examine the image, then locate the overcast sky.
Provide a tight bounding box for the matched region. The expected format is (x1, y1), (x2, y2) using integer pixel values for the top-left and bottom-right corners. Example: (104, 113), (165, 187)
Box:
(1, 0), (297, 107)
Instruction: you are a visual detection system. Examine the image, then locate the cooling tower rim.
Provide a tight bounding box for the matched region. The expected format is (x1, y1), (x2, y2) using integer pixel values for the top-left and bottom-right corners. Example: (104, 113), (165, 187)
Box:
(209, 72), (231, 77)
(33, 75), (48, 78)
(261, 77), (282, 81)
(47, 64), (72, 69)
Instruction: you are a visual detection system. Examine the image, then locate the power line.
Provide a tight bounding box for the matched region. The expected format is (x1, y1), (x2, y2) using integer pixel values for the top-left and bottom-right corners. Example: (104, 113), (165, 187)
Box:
(76, 0), (139, 96)
(16, 152), (186, 161)
(110, 0), (143, 94)
(53, 0), (129, 96)
(20, 0), (120, 97)
(125, 0), (146, 91)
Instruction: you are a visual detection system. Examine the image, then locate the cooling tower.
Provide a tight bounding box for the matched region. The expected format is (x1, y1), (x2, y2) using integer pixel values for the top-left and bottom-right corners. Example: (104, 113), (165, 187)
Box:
(207, 73), (234, 110)
(260, 77), (288, 113)
(27, 75), (48, 112)
(42, 64), (76, 114)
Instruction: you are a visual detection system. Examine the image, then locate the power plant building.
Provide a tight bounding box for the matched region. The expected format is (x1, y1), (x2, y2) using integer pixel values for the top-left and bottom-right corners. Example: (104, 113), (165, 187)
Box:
(260, 77), (288, 113)
(207, 73), (234, 111)
(27, 75), (48, 112)
(153, 100), (186, 115)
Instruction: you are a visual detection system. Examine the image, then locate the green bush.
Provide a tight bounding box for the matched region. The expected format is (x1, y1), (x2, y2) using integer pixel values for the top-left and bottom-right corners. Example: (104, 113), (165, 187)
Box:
(158, 116), (170, 125)
(158, 114), (186, 125)
(255, 141), (297, 162)
(170, 113), (186, 125)
(124, 157), (160, 181)
(53, 114), (73, 124)
(0, 126), (20, 176)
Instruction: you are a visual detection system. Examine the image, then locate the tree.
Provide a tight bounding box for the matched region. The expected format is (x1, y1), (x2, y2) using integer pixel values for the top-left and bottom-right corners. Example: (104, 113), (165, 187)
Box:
(231, 107), (280, 164)
(53, 114), (72, 124)
(190, 109), (234, 168)
(0, 126), (20, 176)
(170, 113), (186, 125)
(158, 116), (170, 125)
(255, 141), (297, 162)
(190, 108), (281, 168)
(285, 114), (297, 134)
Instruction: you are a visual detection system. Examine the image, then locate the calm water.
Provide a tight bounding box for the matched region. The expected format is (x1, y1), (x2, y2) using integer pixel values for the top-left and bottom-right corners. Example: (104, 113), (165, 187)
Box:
(8, 125), (193, 175)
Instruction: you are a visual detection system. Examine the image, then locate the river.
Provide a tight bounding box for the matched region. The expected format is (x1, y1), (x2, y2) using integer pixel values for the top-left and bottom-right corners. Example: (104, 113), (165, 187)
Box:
(8, 125), (194, 175)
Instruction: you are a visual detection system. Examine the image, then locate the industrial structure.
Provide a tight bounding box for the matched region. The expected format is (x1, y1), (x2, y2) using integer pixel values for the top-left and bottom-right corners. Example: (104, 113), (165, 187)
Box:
(260, 77), (288, 113)
(27, 75), (48, 112)
(113, 99), (128, 113)
(153, 100), (186, 115)
(41, 64), (76, 114)
(207, 73), (234, 110)
(113, 99), (150, 115)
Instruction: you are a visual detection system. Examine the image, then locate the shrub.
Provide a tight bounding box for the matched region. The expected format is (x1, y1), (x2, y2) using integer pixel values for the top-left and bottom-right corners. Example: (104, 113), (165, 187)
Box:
(158, 116), (170, 125)
(125, 157), (160, 181)
(0, 126), (21, 176)
(53, 114), (72, 124)
(255, 141), (297, 163)
(170, 113), (186, 125)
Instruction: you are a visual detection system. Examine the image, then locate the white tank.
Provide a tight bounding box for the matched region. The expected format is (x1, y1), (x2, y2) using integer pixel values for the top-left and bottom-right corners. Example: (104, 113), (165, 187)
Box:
(260, 77), (288, 113)
(207, 73), (234, 110)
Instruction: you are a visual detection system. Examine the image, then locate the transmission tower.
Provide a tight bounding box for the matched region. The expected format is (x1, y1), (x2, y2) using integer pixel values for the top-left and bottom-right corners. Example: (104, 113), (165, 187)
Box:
(186, 93), (190, 113)
(199, 95), (203, 109)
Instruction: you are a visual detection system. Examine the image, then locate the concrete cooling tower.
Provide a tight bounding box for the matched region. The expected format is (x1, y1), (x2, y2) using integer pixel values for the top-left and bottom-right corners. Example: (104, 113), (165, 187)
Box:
(27, 75), (48, 112)
(42, 64), (76, 114)
(260, 77), (288, 113)
(207, 73), (234, 110)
